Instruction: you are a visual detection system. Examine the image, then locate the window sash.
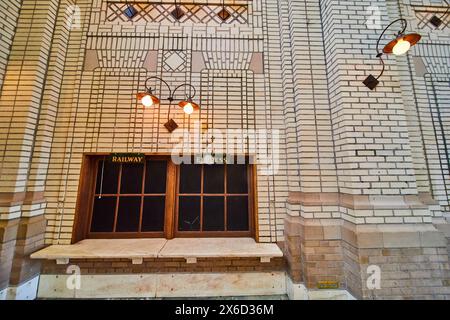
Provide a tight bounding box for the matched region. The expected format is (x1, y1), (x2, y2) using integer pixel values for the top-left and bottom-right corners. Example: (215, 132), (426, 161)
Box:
(74, 155), (256, 241)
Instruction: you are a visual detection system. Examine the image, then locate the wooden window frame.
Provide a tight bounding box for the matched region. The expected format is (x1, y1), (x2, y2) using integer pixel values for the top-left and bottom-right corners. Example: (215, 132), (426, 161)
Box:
(72, 153), (257, 243)
(174, 163), (255, 238)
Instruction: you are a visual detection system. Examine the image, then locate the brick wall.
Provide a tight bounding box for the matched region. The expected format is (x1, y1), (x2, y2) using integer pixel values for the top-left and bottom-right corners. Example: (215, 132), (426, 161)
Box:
(0, 0), (449, 300)
(40, 0), (289, 244)
(0, 0), (21, 91)
(41, 257), (285, 274)
(285, 216), (450, 299)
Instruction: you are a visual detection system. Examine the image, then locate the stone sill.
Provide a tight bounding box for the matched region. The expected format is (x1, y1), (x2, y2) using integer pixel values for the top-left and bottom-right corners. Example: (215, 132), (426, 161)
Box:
(30, 238), (283, 265)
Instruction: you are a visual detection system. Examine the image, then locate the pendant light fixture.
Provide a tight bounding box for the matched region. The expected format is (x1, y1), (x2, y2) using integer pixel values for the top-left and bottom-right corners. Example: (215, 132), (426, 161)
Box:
(178, 99), (200, 115)
(137, 76), (200, 131)
(137, 91), (160, 108)
(363, 18), (421, 90)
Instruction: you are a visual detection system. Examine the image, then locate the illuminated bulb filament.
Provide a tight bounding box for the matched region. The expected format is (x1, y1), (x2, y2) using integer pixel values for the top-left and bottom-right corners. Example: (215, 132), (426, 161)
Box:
(183, 102), (194, 115)
(142, 95), (154, 107)
(392, 39), (411, 56)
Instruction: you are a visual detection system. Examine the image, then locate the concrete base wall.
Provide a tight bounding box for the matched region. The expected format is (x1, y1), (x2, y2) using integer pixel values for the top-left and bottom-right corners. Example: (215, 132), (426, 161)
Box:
(37, 272), (288, 299)
(0, 215), (46, 299)
(284, 216), (450, 299)
(36, 271), (358, 300)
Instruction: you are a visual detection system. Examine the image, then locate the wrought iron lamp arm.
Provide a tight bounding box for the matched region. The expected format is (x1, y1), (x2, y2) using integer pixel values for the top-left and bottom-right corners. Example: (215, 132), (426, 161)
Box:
(375, 18), (407, 55)
(145, 76), (173, 98)
(144, 77), (196, 101)
(373, 18), (406, 79)
(440, 0), (449, 19)
(171, 83), (197, 100)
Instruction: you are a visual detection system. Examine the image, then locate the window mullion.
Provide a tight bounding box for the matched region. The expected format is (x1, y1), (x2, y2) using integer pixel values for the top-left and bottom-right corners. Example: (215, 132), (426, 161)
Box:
(138, 159), (147, 233)
(224, 164), (228, 231)
(200, 164), (204, 231)
(112, 163), (122, 232)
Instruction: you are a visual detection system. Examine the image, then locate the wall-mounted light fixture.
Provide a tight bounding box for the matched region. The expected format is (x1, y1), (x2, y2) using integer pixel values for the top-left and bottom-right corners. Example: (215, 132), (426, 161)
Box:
(363, 18), (421, 90)
(137, 76), (200, 132)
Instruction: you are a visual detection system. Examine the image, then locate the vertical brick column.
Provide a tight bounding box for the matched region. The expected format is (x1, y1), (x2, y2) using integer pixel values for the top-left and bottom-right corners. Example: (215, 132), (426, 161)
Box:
(0, 220), (19, 295)
(0, 0), (60, 298)
(283, 0), (450, 299)
(322, 0), (418, 199)
(8, 216), (46, 288)
(0, 0), (21, 91)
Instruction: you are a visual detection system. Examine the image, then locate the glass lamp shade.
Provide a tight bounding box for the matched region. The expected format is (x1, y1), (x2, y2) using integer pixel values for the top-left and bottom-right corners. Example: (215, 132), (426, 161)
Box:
(178, 100), (200, 115)
(382, 33), (421, 55)
(137, 92), (160, 107)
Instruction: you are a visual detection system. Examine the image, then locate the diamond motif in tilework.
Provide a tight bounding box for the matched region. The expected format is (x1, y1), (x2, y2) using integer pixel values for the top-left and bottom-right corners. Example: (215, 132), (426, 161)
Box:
(123, 5), (138, 19)
(163, 51), (187, 72)
(106, 3), (248, 24)
(414, 8), (450, 31)
(217, 8), (231, 21)
(171, 6), (185, 20)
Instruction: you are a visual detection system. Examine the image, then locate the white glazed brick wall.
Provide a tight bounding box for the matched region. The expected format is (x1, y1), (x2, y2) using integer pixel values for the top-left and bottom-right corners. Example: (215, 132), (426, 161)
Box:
(0, 0), (448, 240)
(42, 0), (289, 243)
(0, 0), (61, 221)
(398, 0), (450, 217)
(0, 0), (21, 91)
(322, 0), (418, 196)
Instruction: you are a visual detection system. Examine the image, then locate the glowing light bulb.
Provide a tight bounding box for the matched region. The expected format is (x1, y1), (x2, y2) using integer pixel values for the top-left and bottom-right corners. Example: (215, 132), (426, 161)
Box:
(183, 102), (194, 115)
(142, 95), (154, 107)
(392, 38), (411, 55)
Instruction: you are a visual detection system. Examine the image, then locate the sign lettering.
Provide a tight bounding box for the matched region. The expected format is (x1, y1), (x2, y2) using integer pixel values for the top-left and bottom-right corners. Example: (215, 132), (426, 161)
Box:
(108, 153), (145, 164)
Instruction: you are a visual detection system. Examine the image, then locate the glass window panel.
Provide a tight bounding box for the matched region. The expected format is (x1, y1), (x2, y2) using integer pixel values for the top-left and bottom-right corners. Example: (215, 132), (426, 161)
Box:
(227, 164), (248, 194)
(115, 197), (141, 232)
(145, 161), (168, 194)
(90, 197), (117, 232)
(179, 164), (202, 193)
(178, 196), (200, 231)
(227, 196), (249, 231)
(95, 161), (120, 194)
(203, 196), (225, 231)
(141, 196), (165, 232)
(203, 165), (224, 194)
(120, 164), (144, 194)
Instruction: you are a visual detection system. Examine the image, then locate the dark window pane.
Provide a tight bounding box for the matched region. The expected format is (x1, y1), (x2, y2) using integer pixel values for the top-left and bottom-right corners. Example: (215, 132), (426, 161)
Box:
(120, 164), (144, 194)
(179, 164), (201, 193)
(203, 165), (224, 194)
(178, 196), (200, 231)
(227, 164), (248, 194)
(203, 196), (224, 231)
(227, 196), (249, 231)
(90, 197), (117, 232)
(142, 196), (165, 232)
(115, 197), (141, 232)
(95, 161), (120, 194)
(145, 161), (168, 194)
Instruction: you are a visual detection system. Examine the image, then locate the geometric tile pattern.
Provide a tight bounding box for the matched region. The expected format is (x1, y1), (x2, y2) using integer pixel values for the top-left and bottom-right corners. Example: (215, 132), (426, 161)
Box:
(106, 2), (248, 24)
(414, 8), (450, 31)
(163, 50), (187, 72)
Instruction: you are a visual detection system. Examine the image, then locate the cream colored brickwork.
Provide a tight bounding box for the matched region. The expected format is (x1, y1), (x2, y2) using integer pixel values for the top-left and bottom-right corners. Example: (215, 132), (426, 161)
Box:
(0, 0), (449, 243)
(0, 0), (21, 91)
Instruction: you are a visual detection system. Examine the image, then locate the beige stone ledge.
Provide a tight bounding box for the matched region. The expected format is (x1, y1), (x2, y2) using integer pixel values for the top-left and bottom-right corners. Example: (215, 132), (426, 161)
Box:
(158, 238), (283, 262)
(30, 239), (167, 261)
(288, 191), (437, 210)
(31, 238), (283, 264)
(285, 215), (448, 249)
